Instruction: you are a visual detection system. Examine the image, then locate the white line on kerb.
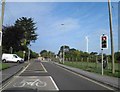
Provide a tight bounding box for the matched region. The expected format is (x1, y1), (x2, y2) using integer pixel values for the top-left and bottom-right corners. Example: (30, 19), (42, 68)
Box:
(57, 65), (114, 90)
(49, 76), (59, 91)
(41, 63), (47, 72)
(0, 63), (31, 91)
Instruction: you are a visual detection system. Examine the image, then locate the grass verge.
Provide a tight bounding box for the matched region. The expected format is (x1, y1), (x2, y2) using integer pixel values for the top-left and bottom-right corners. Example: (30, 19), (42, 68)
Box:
(62, 61), (120, 78)
(0, 63), (10, 70)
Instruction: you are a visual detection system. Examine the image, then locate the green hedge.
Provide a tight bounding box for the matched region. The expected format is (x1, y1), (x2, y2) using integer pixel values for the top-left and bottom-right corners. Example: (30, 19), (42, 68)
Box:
(15, 51), (23, 58)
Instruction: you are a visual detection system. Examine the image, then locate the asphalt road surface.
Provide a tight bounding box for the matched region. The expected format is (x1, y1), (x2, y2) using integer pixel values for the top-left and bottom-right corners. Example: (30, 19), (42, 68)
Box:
(1, 59), (115, 92)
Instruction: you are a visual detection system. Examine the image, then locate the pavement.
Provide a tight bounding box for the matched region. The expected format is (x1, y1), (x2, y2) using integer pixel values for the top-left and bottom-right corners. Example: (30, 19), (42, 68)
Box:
(52, 61), (120, 90)
(0, 61), (29, 85)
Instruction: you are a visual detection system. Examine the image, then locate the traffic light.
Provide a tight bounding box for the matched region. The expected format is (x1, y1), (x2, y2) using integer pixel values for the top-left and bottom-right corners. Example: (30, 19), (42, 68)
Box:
(101, 35), (108, 49)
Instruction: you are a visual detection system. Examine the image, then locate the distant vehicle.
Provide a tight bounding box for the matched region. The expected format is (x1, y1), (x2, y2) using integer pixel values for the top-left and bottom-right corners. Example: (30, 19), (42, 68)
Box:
(2, 53), (24, 63)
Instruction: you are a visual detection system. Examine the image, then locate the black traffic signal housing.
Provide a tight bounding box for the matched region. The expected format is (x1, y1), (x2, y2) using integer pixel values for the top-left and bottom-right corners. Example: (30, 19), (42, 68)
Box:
(102, 36), (107, 49)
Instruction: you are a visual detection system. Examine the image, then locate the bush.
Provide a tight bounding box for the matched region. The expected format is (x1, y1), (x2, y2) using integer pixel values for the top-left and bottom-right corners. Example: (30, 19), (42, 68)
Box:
(15, 50), (38, 61)
(30, 51), (39, 58)
(15, 51), (23, 58)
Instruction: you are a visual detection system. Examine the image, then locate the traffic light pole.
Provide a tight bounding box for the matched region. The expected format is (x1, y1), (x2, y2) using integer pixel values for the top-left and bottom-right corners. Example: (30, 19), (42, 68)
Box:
(63, 45), (65, 64)
(101, 49), (104, 75)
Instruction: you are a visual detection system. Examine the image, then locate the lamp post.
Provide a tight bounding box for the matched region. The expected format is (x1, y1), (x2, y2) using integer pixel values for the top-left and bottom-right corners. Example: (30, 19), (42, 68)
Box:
(23, 51), (26, 61)
(85, 36), (88, 53)
(10, 47), (13, 54)
(60, 23), (65, 64)
(28, 44), (31, 62)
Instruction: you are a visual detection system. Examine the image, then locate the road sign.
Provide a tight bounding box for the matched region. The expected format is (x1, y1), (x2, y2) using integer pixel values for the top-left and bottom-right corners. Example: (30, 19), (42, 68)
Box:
(100, 34), (108, 49)
(0, 31), (2, 46)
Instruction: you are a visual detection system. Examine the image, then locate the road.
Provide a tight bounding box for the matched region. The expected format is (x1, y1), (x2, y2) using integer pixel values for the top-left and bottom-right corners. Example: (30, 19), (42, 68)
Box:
(1, 59), (115, 92)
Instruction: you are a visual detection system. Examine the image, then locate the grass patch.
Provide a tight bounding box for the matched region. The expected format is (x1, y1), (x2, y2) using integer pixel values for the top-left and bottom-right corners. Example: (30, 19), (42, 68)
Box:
(0, 63), (10, 70)
(63, 61), (120, 78)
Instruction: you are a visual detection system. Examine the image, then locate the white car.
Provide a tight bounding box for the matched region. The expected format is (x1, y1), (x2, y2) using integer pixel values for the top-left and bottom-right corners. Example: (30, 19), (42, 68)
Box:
(2, 53), (24, 63)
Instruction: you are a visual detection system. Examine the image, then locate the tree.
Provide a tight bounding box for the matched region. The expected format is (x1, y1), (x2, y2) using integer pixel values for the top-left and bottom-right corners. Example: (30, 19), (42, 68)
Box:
(58, 45), (70, 58)
(90, 52), (98, 55)
(40, 50), (55, 59)
(2, 26), (24, 52)
(60, 45), (70, 52)
(114, 52), (120, 63)
(2, 17), (38, 56)
(40, 50), (48, 58)
(14, 17), (38, 45)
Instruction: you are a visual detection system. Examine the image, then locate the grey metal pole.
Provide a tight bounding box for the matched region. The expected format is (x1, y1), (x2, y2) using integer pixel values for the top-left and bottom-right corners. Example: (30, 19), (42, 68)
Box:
(63, 45), (65, 64)
(28, 48), (29, 62)
(101, 49), (103, 75)
(28, 44), (31, 62)
(23, 51), (25, 61)
(1, 0), (5, 25)
(86, 36), (88, 53)
(10, 47), (13, 54)
(108, 0), (115, 74)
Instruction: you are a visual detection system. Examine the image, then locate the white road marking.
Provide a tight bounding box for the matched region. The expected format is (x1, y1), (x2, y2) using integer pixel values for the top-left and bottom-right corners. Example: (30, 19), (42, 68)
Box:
(1, 76), (59, 91)
(13, 79), (47, 88)
(49, 76), (59, 91)
(24, 70), (47, 73)
(56, 64), (114, 90)
(0, 63), (31, 91)
(17, 63), (31, 76)
(41, 60), (48, 62)
(41, 63), (47, 72)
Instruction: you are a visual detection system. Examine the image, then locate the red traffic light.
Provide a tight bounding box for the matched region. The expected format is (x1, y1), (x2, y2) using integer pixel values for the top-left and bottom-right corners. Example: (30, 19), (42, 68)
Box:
(100, 35), (108, 49)
(102, 36), (107, 41)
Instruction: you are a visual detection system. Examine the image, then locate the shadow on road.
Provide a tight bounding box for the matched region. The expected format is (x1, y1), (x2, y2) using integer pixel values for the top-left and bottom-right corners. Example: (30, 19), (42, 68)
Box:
(1, 87), (58, 92)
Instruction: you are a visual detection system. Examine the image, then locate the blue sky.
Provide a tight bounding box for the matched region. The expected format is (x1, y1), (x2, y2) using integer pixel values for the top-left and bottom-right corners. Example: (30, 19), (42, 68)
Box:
(3, 2), (118, 54)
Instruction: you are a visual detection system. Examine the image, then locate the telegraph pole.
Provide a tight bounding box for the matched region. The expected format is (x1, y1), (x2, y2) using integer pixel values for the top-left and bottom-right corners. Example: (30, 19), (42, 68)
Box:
(0, 0), (5, 62)
(108, 0), (115, 74)
(1, 0), (5, 25)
